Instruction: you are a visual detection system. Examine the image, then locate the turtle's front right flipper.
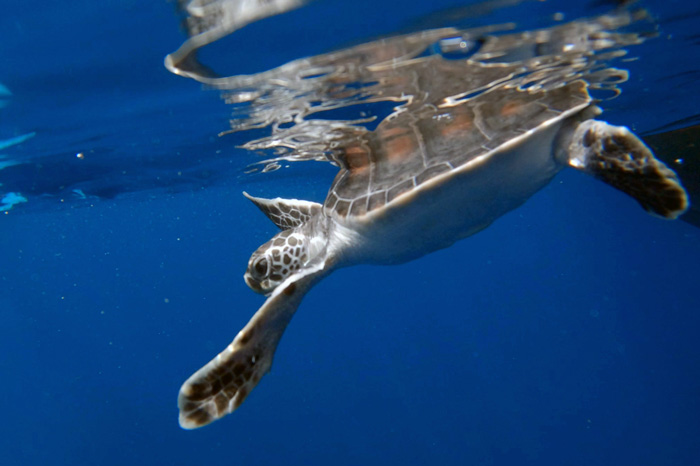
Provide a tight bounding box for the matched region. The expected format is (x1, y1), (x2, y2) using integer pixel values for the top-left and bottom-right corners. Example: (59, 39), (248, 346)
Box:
(178, 263), (327, 429)
(563, 120), (689, 219)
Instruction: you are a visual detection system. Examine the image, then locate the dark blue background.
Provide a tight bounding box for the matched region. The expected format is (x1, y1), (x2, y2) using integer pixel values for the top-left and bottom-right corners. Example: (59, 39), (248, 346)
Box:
(1, 1), (699, 465)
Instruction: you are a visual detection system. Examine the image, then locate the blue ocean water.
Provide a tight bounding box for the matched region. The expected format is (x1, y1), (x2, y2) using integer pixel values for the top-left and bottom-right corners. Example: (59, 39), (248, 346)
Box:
(1, 0), (699, 465)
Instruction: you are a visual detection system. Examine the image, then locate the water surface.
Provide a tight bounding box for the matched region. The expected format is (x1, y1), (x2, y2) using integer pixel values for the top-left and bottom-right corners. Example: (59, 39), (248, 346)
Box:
(1, 1), (699, 465)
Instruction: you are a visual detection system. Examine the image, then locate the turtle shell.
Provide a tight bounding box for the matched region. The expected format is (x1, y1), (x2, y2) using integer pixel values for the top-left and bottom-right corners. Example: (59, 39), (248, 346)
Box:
(323, 75), (592, 221)
(318, 10), (639, 222)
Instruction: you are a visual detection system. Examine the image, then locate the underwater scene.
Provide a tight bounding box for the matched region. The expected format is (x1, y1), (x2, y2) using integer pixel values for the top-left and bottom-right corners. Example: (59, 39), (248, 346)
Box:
(1, 0), (699, 464)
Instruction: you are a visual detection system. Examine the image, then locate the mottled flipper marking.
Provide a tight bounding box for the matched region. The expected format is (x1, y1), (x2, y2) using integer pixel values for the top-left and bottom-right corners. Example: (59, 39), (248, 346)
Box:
(243, 192), (322, 230)
(178, 262), (328, 429)
(567, 120), (689, 219)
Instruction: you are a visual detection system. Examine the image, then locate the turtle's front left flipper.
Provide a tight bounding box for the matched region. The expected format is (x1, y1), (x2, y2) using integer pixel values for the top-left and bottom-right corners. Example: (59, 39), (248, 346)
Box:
(562, 120), (689, 219)
(178, 263), (328, 429)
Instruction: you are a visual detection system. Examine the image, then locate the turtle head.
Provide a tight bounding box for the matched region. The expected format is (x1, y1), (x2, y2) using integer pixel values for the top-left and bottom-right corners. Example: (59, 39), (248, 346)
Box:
(244, 229), (313, 295)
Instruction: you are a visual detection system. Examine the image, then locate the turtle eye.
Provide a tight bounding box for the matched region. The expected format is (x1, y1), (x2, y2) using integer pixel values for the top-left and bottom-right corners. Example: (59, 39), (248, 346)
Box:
(252, 257), (269, 279)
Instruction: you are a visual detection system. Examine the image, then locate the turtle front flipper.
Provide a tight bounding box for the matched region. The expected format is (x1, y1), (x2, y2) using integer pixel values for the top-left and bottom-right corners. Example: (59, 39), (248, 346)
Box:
(563, 120), (689, 219)
(178, 262), (328, 429)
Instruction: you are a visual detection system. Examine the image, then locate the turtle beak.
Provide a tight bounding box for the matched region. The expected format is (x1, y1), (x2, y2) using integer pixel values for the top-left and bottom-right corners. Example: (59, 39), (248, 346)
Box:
(244, 273), (264, 294)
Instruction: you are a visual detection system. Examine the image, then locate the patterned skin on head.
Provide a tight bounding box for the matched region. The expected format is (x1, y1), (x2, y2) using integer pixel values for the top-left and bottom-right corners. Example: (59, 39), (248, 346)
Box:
(244, 229), (309, 294)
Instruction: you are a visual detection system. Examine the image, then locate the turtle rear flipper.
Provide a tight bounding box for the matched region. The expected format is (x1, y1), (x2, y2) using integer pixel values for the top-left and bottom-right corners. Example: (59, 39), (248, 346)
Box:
(564, 120), (689, 219)
(178, 263), (328, 429)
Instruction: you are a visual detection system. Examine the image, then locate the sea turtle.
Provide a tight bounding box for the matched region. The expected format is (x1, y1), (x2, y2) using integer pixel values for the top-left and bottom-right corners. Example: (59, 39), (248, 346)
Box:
(177, 74), (689, 428)
(167, 2), (691, 428)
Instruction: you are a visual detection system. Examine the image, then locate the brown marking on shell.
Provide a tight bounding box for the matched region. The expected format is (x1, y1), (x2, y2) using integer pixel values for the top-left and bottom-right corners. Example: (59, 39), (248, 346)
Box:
(367, 191), (386, 212)
(500, 99), (527, 117)
(478, 99), (546, 137)
(546, 80), (590, 113)
(335, 200), (351, 217)
(378, 126), (417, 165)
(416, 164), (452, 186)
(325, 192), (339, 210)
(387, 179), (415, 203)
(440, 111), (474, 138)
(376, 126), (407, 139)
(349, 197), (368, 217)
(344, 144), (371, 174)
(325, 80), (594, 219)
